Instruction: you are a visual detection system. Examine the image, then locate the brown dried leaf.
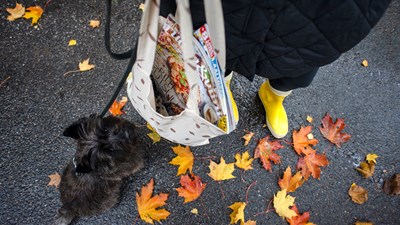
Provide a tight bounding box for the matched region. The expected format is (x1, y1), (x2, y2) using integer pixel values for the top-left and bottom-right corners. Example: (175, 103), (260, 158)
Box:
(48, 172), (61, 188)
(348, 183), (368, 204)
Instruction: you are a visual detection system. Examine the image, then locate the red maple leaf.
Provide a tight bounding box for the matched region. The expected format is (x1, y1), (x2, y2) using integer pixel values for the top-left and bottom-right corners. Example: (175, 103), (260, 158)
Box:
(286, 204), (313, 225)
(175, 174), (207, 203)
(254, 135), (284, 172)
(319, 113), (351, 147)
(296, 152), (329, 180)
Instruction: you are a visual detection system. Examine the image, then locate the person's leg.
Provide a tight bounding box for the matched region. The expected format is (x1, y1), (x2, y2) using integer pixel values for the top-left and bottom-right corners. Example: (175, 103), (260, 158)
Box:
(259, 68), (319, 138)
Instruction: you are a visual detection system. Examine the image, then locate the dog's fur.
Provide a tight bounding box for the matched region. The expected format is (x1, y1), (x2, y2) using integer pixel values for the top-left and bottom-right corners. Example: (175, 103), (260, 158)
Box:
(54, 115), (144, 225)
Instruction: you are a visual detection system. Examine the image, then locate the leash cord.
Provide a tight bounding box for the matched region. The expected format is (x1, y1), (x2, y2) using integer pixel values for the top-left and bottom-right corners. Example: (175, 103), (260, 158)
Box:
(100, 0), (138, 117)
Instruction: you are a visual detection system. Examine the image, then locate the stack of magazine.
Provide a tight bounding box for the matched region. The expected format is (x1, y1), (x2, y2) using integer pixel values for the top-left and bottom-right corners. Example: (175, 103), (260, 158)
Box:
(151, 15), (235, 133)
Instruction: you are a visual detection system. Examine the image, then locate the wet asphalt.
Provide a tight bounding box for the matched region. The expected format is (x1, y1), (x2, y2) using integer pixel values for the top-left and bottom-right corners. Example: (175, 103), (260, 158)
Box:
(1, 0), (399, 224)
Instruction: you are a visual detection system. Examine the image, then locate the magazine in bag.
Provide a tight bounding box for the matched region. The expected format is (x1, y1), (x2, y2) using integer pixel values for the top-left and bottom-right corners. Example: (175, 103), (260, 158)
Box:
(150, 14), (235, 132)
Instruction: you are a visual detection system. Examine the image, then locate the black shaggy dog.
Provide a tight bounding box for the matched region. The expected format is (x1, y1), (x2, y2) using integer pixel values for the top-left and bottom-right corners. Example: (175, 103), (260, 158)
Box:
(54, 114), (144, 225)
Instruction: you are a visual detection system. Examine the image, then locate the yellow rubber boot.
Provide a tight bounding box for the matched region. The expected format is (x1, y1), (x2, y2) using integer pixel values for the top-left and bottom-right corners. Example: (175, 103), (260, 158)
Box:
(258, 80), (291, 138)
(224, 73), (239, 123)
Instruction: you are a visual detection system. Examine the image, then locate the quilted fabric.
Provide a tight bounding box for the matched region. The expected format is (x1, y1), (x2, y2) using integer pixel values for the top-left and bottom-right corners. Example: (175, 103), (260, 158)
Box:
(188, 0), (391, 81)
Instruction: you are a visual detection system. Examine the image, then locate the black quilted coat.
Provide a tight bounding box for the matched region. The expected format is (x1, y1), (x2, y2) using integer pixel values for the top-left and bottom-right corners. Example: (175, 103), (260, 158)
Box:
(186, 0), (392, 81)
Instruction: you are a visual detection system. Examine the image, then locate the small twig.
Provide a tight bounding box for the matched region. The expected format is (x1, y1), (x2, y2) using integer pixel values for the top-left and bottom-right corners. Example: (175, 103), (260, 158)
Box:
(245, 180), (257, 203)
(240, 171), (247, 183)
(253, 199), (274, 217)
(280, 139), (293, 147)
(0, 76), (11, 88)
(199, 198), (211, 220)
(44, 0), (53, 10)
(63, 70), (80, 77)
(196, 156), (216, 161)
(218, 182), (226, 199)
(132, 214), (139, 225)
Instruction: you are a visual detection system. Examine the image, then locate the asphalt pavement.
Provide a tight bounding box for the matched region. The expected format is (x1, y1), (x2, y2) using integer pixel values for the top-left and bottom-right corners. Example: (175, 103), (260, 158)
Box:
(1, 0), (399, 224)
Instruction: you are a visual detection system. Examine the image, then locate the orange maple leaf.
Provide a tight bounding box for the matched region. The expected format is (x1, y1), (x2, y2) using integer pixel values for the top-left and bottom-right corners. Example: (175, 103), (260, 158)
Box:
(319, 113), (351, 147)
(292, 126), (318, 155)
(242, 130), (254, 146)
(23, 6), (43, 25)
(48, 172), (61, 188)
(286, 204), (314, 225)
(278, 167), (304, 193)
(175, 174), (206, 203)
(296, 152), (329, 180)
(136, 178), (170, 224)
(254, 135), (284, 172)
(109, 97), (128, 116)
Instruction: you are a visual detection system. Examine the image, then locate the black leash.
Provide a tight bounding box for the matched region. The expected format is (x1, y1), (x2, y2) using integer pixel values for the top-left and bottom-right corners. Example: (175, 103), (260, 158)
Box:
(100, 0), (138, 117)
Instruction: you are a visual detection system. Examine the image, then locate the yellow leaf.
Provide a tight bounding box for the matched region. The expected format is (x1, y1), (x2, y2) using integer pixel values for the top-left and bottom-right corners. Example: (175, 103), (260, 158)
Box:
(306, 115), (313, 123)
(89, 19), (100, 28)
(136, 178), (170, 224)
(273, 189), (297, 219)
(68, 39), (77, 46)
(244, 220), (257, 225)
(235, 151), (254, 171)
(348, 183), (368, 204)
(190, 208), (198, 215)
(228, 202), (246, 224)
(242, 131), (254, 146)
(169, 145), (194, 176)
(6, 2), (25, 21)
(366, 153), (378, 164)
(23, 6), (43, 25)
(146, 123), (161, 144)
(48, 172), (61, 188)
(208, 157), (236, 181)
(356, 161), (375, 178)
(307, 133), (314, 140)
(79, 58), (95, 72)
(139, 3), (145, 11)
(361, 59), (369, 67)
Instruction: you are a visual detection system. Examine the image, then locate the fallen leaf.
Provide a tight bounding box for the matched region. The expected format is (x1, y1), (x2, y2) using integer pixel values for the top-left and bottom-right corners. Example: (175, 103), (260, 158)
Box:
(366, 153), (379, 164)
(292, 126), (318, 155)
(244, 220), (257, 225)
(190, 208), (198, 215)
(242, 131), (254, 146)
(228, 202), (246, 225)
(348, 183), (368, 204)
(136, 178), (170, 224)
(6, 2), (25, 21)
(278, 167), (304, 193)
(319, 113), (351, 147)
(273, 189), (297, 219)
(361, 59), (369, 67)
(139, 3), (145, 11)
(89, 19), (100, 28)
(23, 6), (43, 25)
(383, 173), (400, 195)
(79, 58), (95, 71)
(297, 152), (329, 180)
(169, 145), (194, 176)
(286, 204), (314, 225)
(48, 172), (61, 188)
(356, 161), (375, 178)
(254, 135), (284, 172)
(146, 123), (161, 144)
(235, 151), (254, 171)
(306, 115), (313, 123)
(68, 39), (77, 46)
(108, 97), (128, 116)
(176, 174), (206, 203)
(208, 157), (236, 181)
(355, 222), (373, 225)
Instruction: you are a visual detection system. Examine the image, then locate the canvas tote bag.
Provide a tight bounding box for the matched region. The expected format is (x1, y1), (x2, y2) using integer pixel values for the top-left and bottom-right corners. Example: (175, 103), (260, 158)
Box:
(127, 0), (234, 146)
